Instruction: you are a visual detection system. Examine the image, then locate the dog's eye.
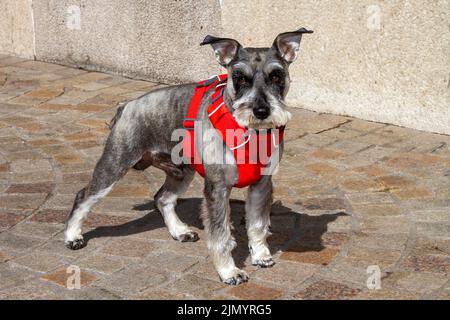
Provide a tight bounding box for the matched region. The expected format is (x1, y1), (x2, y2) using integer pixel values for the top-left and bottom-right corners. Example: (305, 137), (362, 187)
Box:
(269, 71), (283, 84)
(238, 76), (249, 86)
(233, 72), (251, 87)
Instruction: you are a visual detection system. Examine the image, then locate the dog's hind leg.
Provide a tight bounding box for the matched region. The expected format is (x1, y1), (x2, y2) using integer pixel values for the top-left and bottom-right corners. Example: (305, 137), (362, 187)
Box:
(64, 144), (133, 250)
(154, 166), (198, 242)
(246, 175), (275, 268)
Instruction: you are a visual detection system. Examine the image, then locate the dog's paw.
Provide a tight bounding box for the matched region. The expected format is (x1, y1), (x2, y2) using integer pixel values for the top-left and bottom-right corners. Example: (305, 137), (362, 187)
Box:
(65, 238), (86, 250)
(222, 269), (249, 286)
(175, 231), (199, 243)
(252, 257), (275, 268)
(250, 245), (275, 268)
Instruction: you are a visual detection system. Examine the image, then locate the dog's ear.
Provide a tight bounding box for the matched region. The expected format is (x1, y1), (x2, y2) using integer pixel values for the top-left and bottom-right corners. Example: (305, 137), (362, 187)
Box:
(272, 28), (313, 63)
(201, 35), (241, 67)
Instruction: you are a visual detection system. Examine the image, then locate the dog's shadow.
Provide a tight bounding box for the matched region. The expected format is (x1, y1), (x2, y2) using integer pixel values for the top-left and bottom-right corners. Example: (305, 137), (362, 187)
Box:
(83, 198), (347, 268)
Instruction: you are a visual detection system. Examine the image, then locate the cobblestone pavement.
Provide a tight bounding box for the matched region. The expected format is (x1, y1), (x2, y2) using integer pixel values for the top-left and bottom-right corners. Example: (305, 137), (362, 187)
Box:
(0, 55), (449, 300)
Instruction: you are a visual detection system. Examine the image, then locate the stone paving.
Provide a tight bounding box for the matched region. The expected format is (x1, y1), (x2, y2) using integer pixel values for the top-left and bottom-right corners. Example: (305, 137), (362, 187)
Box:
(0, 55), (449, 300)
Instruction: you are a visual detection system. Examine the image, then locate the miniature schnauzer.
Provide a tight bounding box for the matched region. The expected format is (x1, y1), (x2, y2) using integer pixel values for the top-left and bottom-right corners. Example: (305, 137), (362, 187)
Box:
(64, 28), (313, 285)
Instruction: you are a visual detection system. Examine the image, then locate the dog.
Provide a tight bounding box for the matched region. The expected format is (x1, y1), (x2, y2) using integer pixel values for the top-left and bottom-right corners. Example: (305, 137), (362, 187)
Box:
(64, 28), (313, 285)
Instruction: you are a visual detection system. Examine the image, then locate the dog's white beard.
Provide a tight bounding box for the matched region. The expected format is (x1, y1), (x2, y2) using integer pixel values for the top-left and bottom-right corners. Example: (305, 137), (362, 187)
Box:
(232, 95), (292, 129)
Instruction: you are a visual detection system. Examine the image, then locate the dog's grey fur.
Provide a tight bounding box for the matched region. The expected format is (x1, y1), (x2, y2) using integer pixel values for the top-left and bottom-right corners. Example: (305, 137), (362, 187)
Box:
(64, 28), (312, 285)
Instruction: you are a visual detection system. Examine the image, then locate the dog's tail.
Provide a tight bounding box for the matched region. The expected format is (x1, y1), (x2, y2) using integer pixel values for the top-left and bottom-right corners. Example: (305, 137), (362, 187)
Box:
(107, 103), (126, 130)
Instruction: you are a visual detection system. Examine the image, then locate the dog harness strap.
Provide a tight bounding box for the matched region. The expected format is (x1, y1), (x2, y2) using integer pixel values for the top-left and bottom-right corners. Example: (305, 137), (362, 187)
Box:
(184, 74), (226, 130)
(183, 74), (285, 188)
(182, 75), (223, 177)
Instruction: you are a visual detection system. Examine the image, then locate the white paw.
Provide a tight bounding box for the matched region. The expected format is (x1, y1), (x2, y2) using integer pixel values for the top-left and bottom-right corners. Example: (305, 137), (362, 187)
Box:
(250, 245), (275, 268)
(64, 227), (82, 242)
(173, 230), (199, 242)
(65, 234), (85, 250)
(220, 268), (249, 286)
(252, 257), (275, 268)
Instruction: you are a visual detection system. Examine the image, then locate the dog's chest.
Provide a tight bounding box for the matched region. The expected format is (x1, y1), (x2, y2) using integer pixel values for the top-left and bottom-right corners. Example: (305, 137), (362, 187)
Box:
(182, 75), (285, 188)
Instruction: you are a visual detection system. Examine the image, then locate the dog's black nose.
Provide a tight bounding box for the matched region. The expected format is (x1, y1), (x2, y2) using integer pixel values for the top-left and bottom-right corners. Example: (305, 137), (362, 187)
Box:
(253, 107), (270, 120)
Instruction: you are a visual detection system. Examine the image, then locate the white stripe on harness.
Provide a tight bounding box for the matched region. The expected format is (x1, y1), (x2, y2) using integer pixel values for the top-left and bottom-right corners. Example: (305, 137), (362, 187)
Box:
(208, 102), (225, 117)
(230, 132), (253, 151)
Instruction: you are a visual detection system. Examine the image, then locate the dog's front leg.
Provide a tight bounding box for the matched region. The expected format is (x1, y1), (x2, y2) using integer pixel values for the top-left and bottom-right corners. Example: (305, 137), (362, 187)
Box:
(246, 175), (275, 268)
(202, 177), (249, 285)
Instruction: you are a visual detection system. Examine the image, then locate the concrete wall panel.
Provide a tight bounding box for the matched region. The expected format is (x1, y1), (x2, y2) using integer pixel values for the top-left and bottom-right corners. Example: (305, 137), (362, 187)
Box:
(32, 0), (223, 83)
(0, 0), (34, 59)
(221, 0), (450, 134)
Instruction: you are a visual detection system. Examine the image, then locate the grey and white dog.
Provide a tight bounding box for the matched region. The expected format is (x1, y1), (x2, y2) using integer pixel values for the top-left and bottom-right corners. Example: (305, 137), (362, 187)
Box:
(64, 28), (312, 285)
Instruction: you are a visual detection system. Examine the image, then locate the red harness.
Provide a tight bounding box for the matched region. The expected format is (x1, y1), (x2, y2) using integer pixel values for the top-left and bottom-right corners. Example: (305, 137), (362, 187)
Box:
(182, 74), (284, 188)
